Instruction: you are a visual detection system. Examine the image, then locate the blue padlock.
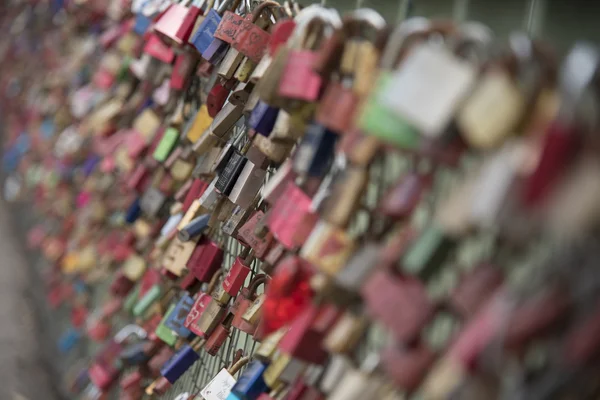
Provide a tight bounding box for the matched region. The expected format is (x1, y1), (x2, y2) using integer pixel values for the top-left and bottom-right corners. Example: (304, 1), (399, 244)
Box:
(248, 101), (279, 136)
(203, 38), (229, 64)
(160, 338), (203, 384)
(293, 122), (339, 178)
(133, 13), (153, 35)
(230, 360), (270, 400)
(178, 214), (211, 242)
(125, 197), (142, 224)
(163, 294), (196, 338)
(190, 9), (223, 55)
(58, 328), (81, 353)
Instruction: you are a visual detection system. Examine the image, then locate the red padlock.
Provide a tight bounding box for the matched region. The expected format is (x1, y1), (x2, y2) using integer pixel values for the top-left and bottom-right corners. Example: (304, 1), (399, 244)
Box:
(170, 52), (196, 90)
(182, 178), (209, 212)
(262, 255), (314, 336)
(237, 211), (273, 259)
(381, 344), (436, 392)
(278, 303), (340, 365)
(231, 274), (268, 334)
(361, 269), (434, 343)
(110, 271), (135, 297)
(449, 264), (504, 319)
(222, 248), (253, 296)
(212, 8), (247, 45)
(231, 2), (280, 63)
(187, 239), (224, 282)
(206, 81), (230, 117)
(144, 34), (175, 64)
(204, 313), (235, 355)
(267, 182), (319, 250)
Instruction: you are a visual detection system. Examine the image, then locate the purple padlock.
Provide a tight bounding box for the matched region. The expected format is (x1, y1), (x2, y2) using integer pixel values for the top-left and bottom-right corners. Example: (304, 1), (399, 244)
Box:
(248, 101), (279, 136)
(202, 38), (229, 65)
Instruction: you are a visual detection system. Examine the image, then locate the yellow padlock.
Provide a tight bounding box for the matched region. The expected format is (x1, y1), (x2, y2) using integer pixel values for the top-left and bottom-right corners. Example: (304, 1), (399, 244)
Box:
(187, 104), (213, 143)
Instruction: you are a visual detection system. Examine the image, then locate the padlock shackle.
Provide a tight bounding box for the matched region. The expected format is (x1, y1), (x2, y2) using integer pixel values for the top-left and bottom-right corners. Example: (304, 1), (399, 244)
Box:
(379, 17), (430, 70)
(342, 8), (386, 38)
(248, 273), (268, 295)
(217, 0), (241, 15)
(228, 356), (251, 374)
(286, 5), (341, 50)
(249, 0), (280, 23)
(115, 324), (148, 344)
(207, 269), (224, 294)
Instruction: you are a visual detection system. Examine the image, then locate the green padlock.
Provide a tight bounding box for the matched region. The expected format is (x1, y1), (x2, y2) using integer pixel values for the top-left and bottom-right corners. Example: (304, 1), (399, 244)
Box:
(155, 304), (178, 346)
(132, 284), (162, 317)
(358, 18), (431, 149)
(123, 285), (141, 314)
(358, 74), (420, 149)
(153, 127), (179, 162)
(402, 224), (455, 279)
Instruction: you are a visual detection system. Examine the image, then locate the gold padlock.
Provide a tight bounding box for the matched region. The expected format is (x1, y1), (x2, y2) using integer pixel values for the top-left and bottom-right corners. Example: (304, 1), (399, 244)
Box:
(255, 327), (288, 361)
(162, 237), (198, 277)
(263, 353), (307, 388)
(241, 293), (266, 325)
(187, 104), (213, 143)
(252, 134), (295, 164)
(196, 298), (227, 336)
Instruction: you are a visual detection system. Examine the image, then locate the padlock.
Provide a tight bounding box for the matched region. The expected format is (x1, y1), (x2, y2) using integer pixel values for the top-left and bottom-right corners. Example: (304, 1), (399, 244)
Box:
(248, 101), (280, 137)
(162, 235), (200, 277)
(230, 274), (267, 334)
(293, 122), (338, 178)
(300, 220), (356, 276)
(207, 81), (231, 118)
(381, 343), (436, 393)
(187, 239), (224, 282)
(215, 146), (249, 196)
(237, 211), (274, 259)
(231, 2), (280, 63)
(222, 248), (253, 296)
(318, 164), (368, 228)
(178, 213), (211, 241)
(170, 52), (197, 91)
(163, 293), (196, 338)
(401, 224), (456, 279)
(361, 269), (434, 342)
(326, 354), (386, 400)
(252, 133), (295, 164)
(195, 296), (228, 337)
(380, 23), (488, 138)
(89, 325), (147, 391)
(228, 161), (267, 209)
(316, 10), (386, 134)
(241, 292), (266, 328)
(267, 182), (319, 250)
(230, 359), (270, 400)
(187, 104), (214, 142)
(144, 33), (176, 64)
(185, 271), (223, 331)
(204, 312), (235, 355)
(261, 159), (296, 205)
(449, 264), (504, 319)
(154, 304), (179, 346)
(153, 127), (180, 162)
(182, 178), (209, 212)
(160, 337), (205, 383)
(459, 34), (555, 149)
(378, 168), (428, 215)
(261, 255), (314, 335)
(211, 101), (245, 139)
(263, 352), (307, 388)
(201, 355), (251, 400)
(357, 18), (433, 148)
(278, 303), (340, 365)
(132, 284), (162, 317)
(323, 311), (369, 354)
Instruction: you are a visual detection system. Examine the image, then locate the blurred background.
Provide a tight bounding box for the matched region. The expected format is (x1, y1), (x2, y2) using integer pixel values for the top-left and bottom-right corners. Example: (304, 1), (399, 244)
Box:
(1, 0), (600, 399)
